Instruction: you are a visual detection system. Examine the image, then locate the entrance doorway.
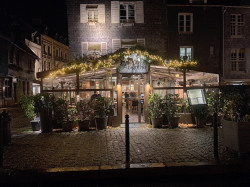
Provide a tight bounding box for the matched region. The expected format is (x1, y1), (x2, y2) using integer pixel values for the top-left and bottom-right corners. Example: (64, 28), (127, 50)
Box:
(122, 74), (145, 123)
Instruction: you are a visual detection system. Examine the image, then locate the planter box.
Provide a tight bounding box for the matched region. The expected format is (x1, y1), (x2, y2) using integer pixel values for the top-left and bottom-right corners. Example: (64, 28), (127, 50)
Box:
(222, 119), (250, 154)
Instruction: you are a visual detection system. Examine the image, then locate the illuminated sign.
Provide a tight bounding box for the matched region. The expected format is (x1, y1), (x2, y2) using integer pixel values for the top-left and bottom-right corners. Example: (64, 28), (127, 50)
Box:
(118, 53), (148, 74)
(187, 89), (206, 105)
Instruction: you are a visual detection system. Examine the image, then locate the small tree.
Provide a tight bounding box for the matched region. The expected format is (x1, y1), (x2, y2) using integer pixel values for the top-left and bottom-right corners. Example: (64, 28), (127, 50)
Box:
(19, 95), (36, 120)
(147, 93), (164, 119)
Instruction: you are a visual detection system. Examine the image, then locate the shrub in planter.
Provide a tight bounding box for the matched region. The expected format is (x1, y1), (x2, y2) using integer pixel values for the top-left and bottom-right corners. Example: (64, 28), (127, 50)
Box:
(62, 105), (78, 132)
(77, 99), (94, 131)
(190, 104), (209, 127)
(163, 94), (182, 128)
(33, 93), (55, 133)
(19, 95), (40, 131)
(91, 96), (112, 130)
(53, 98), (68, 129)
(147, 93), (164, 128)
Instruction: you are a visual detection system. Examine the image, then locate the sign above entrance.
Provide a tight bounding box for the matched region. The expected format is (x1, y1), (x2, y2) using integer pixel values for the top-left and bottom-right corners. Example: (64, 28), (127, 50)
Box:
(118, 53), (148, 74)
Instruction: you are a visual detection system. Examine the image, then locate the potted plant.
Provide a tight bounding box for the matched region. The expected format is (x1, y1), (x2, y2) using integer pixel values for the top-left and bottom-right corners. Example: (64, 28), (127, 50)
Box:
(33, 93), (55, 133)
(19, 95), (40, 131)
(53, 98), (68, 129)
(91, 96), (112, 130)
(62, 105), (78, 132)
(219, 86), (250, 155)
(77, 99), (94, 131)
(190, 104), (209, 127)
(147, 93), (164, 128)
(164, 93), (181, 128)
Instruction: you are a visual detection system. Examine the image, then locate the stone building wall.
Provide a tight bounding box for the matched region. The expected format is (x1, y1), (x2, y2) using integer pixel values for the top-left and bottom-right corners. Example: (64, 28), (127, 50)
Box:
(66, 0), (168, 58)
(223, 7), (250, 80)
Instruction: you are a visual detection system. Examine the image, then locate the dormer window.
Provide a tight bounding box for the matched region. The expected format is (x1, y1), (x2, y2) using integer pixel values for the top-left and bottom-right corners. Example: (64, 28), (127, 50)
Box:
(87, 5), (98, 22)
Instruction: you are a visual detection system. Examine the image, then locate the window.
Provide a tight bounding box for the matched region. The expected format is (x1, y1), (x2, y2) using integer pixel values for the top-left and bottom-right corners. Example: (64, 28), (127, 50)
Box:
(112, 38), (145, 53)
(4, 79), (12, 98)
(80, 4), (105, 23)
(189, 0), (207, 3)
(210, 46), (215, 56)
(180, 46), (193, 60)
(178, 13), (193, 33)
(231, 14), (244, 37)
(87, 5), (98, 22)
(48, 46), (51, 56)
(43, 45), (47, 55)
(121, 39), (137, 49)
(231, 49), (245, 72)
(82, 42), (107, 58)
(120, 3), (135, 23)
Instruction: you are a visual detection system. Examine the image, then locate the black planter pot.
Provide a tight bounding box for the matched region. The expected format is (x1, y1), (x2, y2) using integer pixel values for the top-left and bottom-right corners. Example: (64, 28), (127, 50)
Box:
(30, 120), (41, 131)
(39, 108), (53, 133)
(78, 120), (90, 131)
(62, 121), (73, 132)
(95, 117), (108, 130)
(169, 116), (180, 128)
(151, 117), (163, 128)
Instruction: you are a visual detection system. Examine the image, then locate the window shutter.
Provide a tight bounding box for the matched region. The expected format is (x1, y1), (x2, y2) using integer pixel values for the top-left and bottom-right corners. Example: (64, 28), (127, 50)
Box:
(98, 5), (105, 23)
(137, 38), (145, 47)
(135, 1), (144, 23)
(82, 42), (88, 56)
(111, 1), (120, 23)
(101, 42), (107, 55)
(80, 4), (88, 23)
(112, 39), (121, 53)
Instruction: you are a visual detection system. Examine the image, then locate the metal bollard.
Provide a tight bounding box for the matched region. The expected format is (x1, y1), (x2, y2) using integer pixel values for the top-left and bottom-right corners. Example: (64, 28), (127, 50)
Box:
(213, 112), (219, 158)
(0, 113), (3, 167)
(125, 114), (130, 166)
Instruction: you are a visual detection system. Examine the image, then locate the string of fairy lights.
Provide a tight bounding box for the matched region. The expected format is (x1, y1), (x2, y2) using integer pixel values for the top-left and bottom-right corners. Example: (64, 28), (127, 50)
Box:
(48, 48), (198, 78)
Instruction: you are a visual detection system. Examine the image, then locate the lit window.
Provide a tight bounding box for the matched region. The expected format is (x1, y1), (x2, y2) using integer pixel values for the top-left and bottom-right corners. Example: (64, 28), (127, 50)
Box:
(121, 39), (137, 49)
(120, 3), (135, 23)
(88, 42), (101, 58)
(180, 46), (193, 60)
(210, 46), (215, 56)
(87, 5), (98, 22)
(178, 13), (193, 33)
(231, 49), (245, 72)
(231, 14), (244, 37)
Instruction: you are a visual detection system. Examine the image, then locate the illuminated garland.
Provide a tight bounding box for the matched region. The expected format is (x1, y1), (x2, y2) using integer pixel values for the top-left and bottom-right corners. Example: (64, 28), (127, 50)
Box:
(48, 48), (198, 78)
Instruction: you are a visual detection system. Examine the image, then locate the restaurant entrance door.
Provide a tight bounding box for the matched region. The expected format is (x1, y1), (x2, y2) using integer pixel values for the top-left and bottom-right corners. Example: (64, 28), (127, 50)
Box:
(121, 74), (145, 123)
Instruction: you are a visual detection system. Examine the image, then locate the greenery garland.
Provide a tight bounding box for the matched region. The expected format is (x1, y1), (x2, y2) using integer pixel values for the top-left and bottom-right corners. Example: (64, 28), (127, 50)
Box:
(48, 46), (198, 78)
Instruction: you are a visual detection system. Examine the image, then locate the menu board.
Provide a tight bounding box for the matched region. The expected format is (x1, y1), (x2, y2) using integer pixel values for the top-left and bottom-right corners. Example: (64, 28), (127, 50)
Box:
(186, 89), (206, 105)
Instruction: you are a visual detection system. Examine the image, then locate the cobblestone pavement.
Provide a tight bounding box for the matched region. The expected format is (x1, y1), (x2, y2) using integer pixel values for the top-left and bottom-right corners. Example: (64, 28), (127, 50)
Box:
(3, 126), (233, 170)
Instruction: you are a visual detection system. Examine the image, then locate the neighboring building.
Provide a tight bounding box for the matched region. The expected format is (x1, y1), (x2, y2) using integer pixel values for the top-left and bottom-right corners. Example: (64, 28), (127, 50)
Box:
(25, 36), (42, 95)
(40, 34), (69, 72)
(0, 17), (37, 107)
(166, 1), (223, 75)
(26, 33), (69, 94)
(222, 5), (250, 85)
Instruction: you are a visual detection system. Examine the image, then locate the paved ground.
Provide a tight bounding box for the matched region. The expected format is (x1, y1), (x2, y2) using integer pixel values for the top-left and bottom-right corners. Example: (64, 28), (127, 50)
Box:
(1, 106), (243, 170)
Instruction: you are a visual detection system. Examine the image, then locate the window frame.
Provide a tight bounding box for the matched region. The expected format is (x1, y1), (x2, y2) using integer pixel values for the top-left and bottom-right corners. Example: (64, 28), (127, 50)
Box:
(179, 46), (193, 60)
(86, 5), (98, 23)
(120, 2), (135, 23)
(231, 48), (245, 72)
(230, 14), (244, 37)
(178, 13), (193, 33)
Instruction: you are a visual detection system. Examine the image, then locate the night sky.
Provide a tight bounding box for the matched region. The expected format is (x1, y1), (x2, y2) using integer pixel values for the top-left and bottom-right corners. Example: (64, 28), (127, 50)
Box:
(9, 0), (68, 38)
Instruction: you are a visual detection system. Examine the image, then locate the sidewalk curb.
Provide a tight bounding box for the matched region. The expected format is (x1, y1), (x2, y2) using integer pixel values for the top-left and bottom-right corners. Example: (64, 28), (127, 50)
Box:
(1, 160), (250, 185)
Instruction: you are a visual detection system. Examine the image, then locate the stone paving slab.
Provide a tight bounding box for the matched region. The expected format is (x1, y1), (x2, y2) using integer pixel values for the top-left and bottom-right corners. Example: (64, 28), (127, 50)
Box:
(3, 127), (235, 170)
